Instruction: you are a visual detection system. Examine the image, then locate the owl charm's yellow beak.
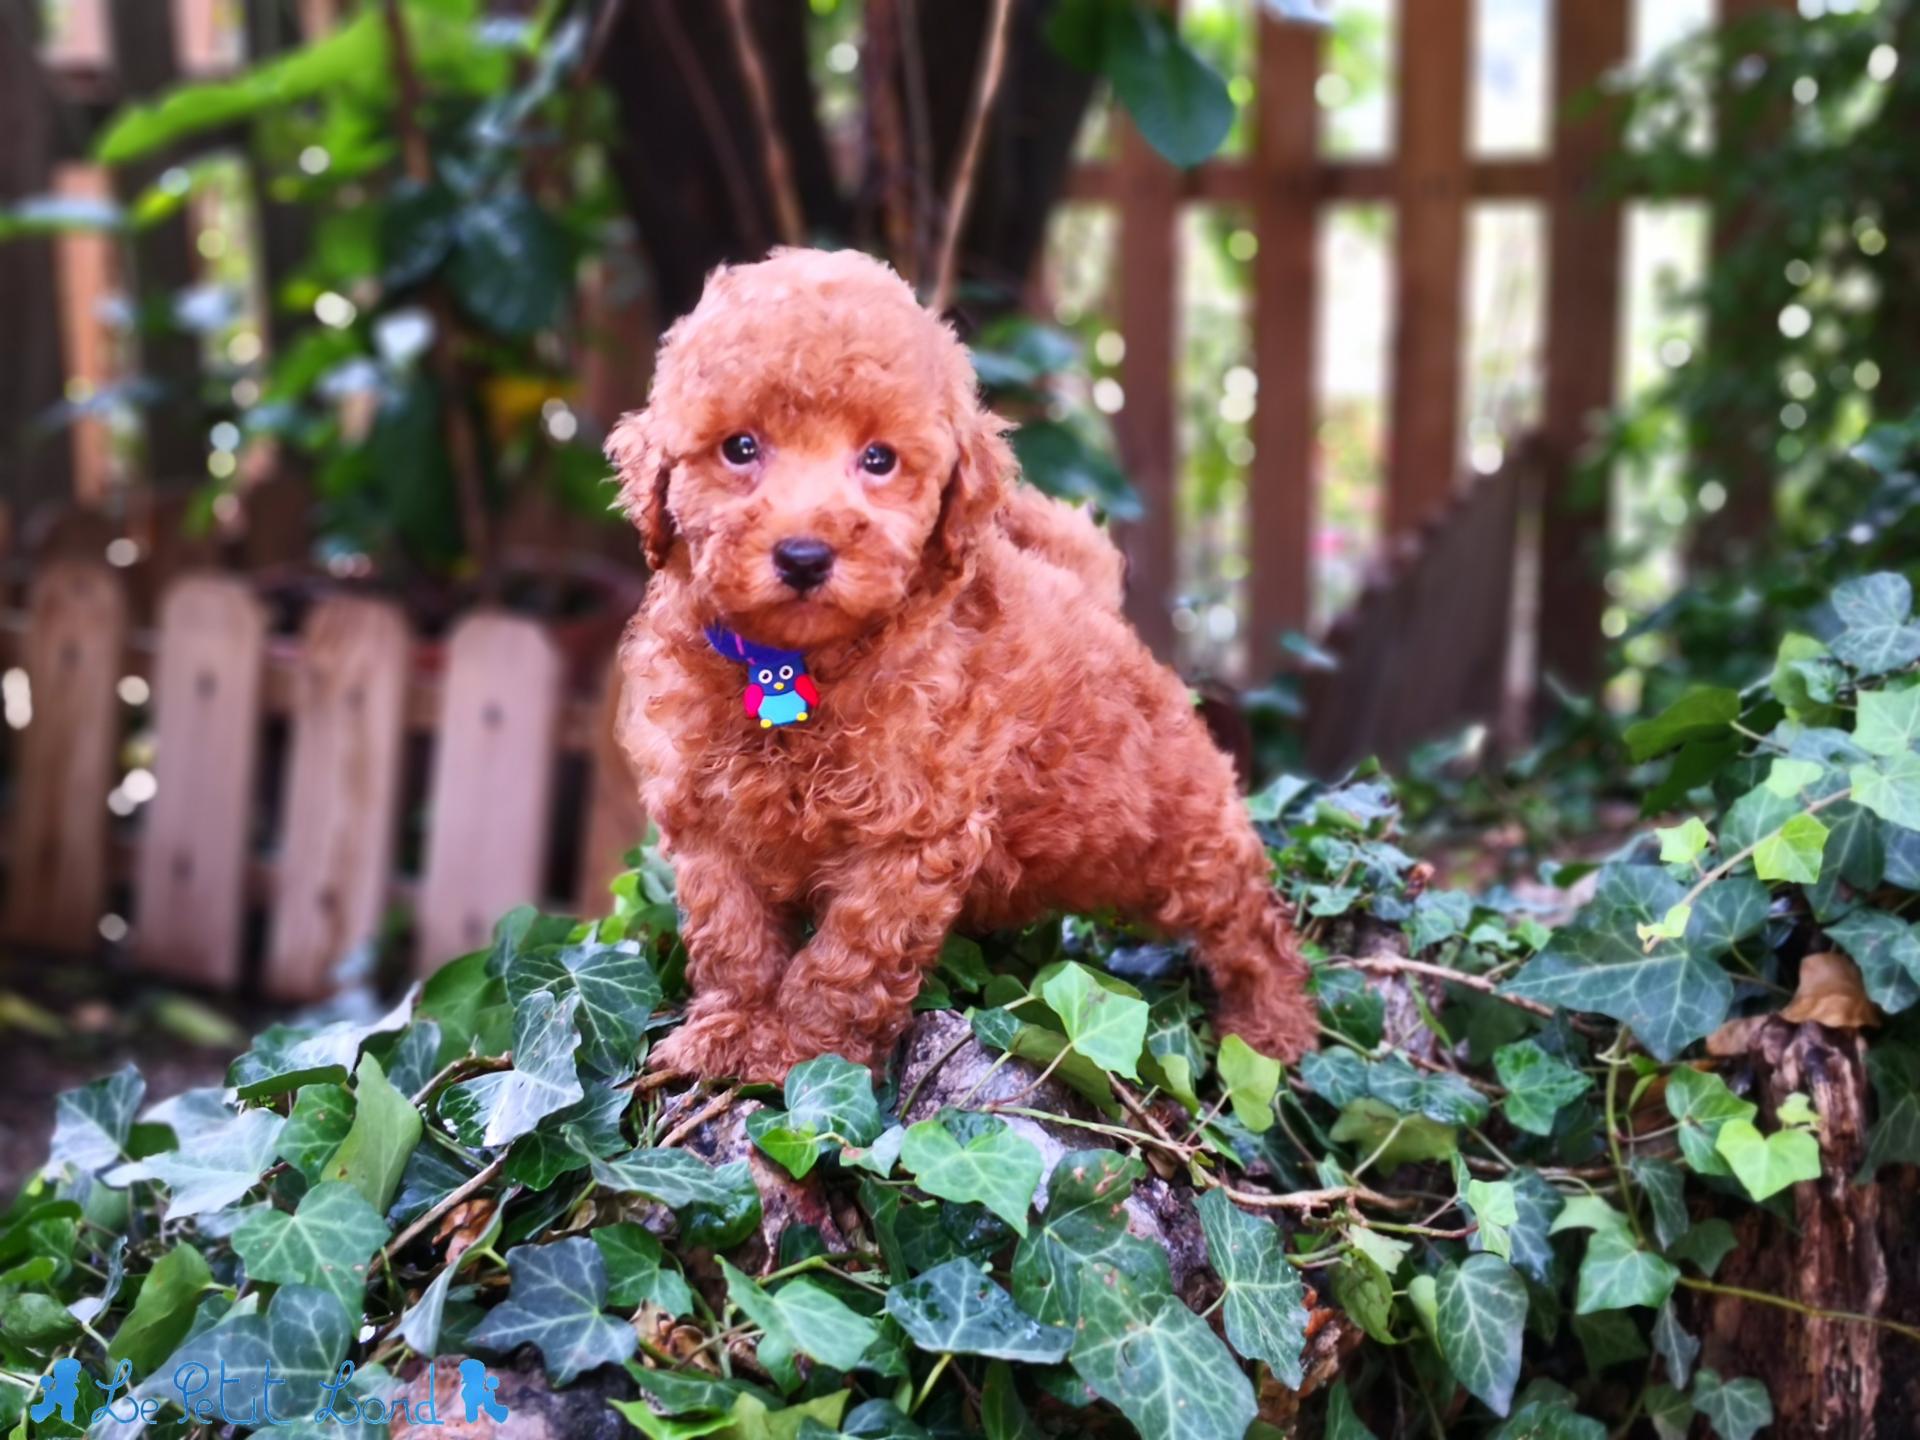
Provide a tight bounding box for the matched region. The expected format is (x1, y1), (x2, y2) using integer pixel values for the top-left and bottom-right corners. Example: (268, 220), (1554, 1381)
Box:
(774, 682), (786, 691)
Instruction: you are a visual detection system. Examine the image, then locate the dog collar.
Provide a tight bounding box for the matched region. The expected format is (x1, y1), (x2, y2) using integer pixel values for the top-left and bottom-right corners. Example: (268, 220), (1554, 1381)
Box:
(706, 625), (818, 729)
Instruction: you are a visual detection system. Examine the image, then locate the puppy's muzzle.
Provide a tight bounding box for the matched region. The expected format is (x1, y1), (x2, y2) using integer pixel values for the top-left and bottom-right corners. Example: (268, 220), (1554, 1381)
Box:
(772, 536), (836, 592)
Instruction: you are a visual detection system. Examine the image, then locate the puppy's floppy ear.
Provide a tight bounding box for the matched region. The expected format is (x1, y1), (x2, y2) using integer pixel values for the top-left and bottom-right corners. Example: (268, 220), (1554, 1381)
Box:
(607, 409), (676, 570)
(927, 407), (1014, 579)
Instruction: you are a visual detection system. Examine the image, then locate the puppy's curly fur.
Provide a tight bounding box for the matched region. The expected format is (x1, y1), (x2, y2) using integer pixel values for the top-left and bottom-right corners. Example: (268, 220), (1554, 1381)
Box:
(610, 248), (1316, 1082)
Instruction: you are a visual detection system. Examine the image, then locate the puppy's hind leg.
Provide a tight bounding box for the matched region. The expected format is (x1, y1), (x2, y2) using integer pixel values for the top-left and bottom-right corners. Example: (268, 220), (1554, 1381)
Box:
(1145, 820), (1318, 1065)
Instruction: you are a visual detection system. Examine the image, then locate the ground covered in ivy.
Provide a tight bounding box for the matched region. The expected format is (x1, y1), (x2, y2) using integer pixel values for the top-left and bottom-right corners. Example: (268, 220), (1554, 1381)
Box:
(5, 570), (1920, 1439)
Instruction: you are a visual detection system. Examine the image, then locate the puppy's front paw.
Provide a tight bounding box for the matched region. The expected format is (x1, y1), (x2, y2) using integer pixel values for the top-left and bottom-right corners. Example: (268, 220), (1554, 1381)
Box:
(648, 1008), (757, 1081)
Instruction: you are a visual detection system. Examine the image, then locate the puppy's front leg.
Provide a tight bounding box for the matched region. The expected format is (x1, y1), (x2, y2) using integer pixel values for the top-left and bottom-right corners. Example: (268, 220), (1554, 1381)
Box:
(650, 846), (793, 1079)
(764, 843), (975, 1079)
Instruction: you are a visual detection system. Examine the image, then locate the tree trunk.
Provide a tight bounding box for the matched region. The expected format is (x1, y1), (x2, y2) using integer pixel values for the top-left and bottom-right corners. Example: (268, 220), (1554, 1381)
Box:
(0, 0), (74, 520)
(597, 0), (1095, 327)
(1692, 1018), (1920, 1438)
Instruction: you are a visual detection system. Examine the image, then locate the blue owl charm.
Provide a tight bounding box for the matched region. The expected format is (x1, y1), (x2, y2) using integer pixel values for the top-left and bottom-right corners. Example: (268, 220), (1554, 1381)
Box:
(706, 625), (818, 729)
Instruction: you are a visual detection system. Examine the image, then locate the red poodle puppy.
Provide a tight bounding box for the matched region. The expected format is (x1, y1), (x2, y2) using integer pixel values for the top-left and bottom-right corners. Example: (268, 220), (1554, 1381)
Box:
(609, 248), (1316, 1082)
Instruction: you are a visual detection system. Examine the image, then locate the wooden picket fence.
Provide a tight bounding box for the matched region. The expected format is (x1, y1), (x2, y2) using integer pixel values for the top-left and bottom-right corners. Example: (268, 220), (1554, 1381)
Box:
(0, 565), (645, 998)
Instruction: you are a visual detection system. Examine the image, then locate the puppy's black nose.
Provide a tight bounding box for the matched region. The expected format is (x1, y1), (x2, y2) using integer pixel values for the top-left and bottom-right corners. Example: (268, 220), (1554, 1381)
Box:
(772, 536), (835, 591)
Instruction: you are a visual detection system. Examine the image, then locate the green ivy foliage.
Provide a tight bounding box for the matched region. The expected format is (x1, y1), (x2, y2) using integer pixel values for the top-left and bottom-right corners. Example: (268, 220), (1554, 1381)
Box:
(4, 570), (1919, 1437)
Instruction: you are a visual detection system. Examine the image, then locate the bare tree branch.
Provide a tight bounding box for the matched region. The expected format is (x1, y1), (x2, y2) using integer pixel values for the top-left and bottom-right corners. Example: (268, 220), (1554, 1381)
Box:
(929, 0), (1015, 311)
(721, 0), (805, 246)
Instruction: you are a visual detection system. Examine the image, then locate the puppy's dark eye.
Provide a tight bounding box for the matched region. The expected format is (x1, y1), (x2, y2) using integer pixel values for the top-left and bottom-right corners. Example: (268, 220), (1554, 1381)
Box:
(721, 433), (759, 467)
(861, 442), (898, 477)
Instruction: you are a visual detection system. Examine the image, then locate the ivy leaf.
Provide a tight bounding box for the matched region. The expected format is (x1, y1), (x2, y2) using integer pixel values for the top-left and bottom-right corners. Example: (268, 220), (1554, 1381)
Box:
(1011, 1150), (1162, 1325)
(747, 1055), (885, 1179)
(721, 1258), (879, 1374)
(1435, 1255), (1528, 1416)
(227, 989), (415, 1100)
(1626, 687), (1740, 762)
(1329, 1098), (1459, 1168)
(1652, 1301), (1700, 1389)
(503, 939), (660, 1075)
(232, 1180), (391, 1312)
(1752, 813), (1830, 883)
(1630, 1156), (1690, 1250)
(1101, 7), (1235, 168)
(1326, 1380), (1380, 1440)
(508, 1082), (630, 1190)
(885, 1258), (1072, 1362)
(1575, 1228), (1679, 1313)
(1408, 890), (1475, 951)
(899, 1110), (1042, 1236)
(1196, 1188), (1308, 1386)
(1039, 963), (1149, 1079)
(1664, 1066), (1757, 1177)
(593, 1223), (693, 1317)
(1691, 1369), (1773, 1440)
(1763, 757), (1825, 797)
(322, 1052), (422, 1213)
(1684, 877), (1771, 956)
(1830, 572), (1920, 675)
(1069, 1252), (1257, 1440)
(467, 1238), (638, 1385)
(1859, 1045), (1920, 1182)
(1301, 1047), (1371, 1107)
(134, 1284), (354, 1427)
(1656, 819), (1712, 866)
(142, 1107), (286, 1220)
(1669, 1220), (1738, 1277)
(1367, 1056), (1490, 1126)
(1712, 1118), (1821, 1200)
(442, 990), (585, 1148)
(1772, 632), (1843, 722)
(1851, 751), (1920, 830)
(580, 1140), (763, 1249)
(1463, 1179), (1519, 1262)
(1477, 1168), (1563, 1285)
(1503, 867), (1732, 1061)
(47, 1064), (144, 1180)
(107, 1243), (212, 1375)
(1494, 1042), (1592, 1136)
(1831, 910), (1920, 1014)
(1646, 1383), (1695, 1440)
(278, 1084), (355, 1181)
(1216, 1034), (1282, 1130)
(1331, 1250), (1397, 1343)
(1854, 686), (1920, 757)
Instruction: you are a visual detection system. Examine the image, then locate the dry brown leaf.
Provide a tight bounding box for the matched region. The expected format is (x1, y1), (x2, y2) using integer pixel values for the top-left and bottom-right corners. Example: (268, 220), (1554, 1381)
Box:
(1780, 950), (1880, 1030)
(434, 1197), (497, 1264)
(1705, 1016), (1771, 1057)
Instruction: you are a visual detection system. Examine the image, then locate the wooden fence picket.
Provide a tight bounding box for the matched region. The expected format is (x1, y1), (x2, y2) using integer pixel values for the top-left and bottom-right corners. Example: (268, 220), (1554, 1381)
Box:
(415, 613), (562, 968)
(264, 596), (410, 1001)
(133, 574), (266, 986)
(4, 562), (126, 950)
(574, 655), (647, 916)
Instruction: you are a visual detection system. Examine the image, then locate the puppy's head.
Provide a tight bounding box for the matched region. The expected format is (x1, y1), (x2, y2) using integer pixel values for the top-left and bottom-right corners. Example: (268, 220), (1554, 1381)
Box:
(608, 248), (1011, 650)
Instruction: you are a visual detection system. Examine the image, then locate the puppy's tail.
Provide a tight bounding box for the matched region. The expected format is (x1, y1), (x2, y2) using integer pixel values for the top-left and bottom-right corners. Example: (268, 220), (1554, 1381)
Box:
(997, 483), (1127, 612)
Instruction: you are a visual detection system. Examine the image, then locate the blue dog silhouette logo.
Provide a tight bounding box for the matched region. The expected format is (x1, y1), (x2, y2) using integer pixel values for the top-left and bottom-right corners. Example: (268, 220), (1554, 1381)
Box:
(32, 1352), (513, 1427)
(29, 1356), (83, 1425)
(458, 1358), (509, 1423)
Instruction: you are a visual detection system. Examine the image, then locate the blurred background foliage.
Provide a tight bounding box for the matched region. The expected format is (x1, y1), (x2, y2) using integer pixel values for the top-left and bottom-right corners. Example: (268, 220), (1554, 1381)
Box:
(4, 0), (1918, 804)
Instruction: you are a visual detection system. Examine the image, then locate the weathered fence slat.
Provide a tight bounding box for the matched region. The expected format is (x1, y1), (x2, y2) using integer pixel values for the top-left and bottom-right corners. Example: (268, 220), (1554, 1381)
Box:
(264, 597), (410, 1002)
(415, 613), (563, 968)
(1387, 0), (1472, 535)
(575, 656), (647, 916)
(4, 562), (127, 950)
(1248, 12), (1321, 656)
(134, 574), (266, 986)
